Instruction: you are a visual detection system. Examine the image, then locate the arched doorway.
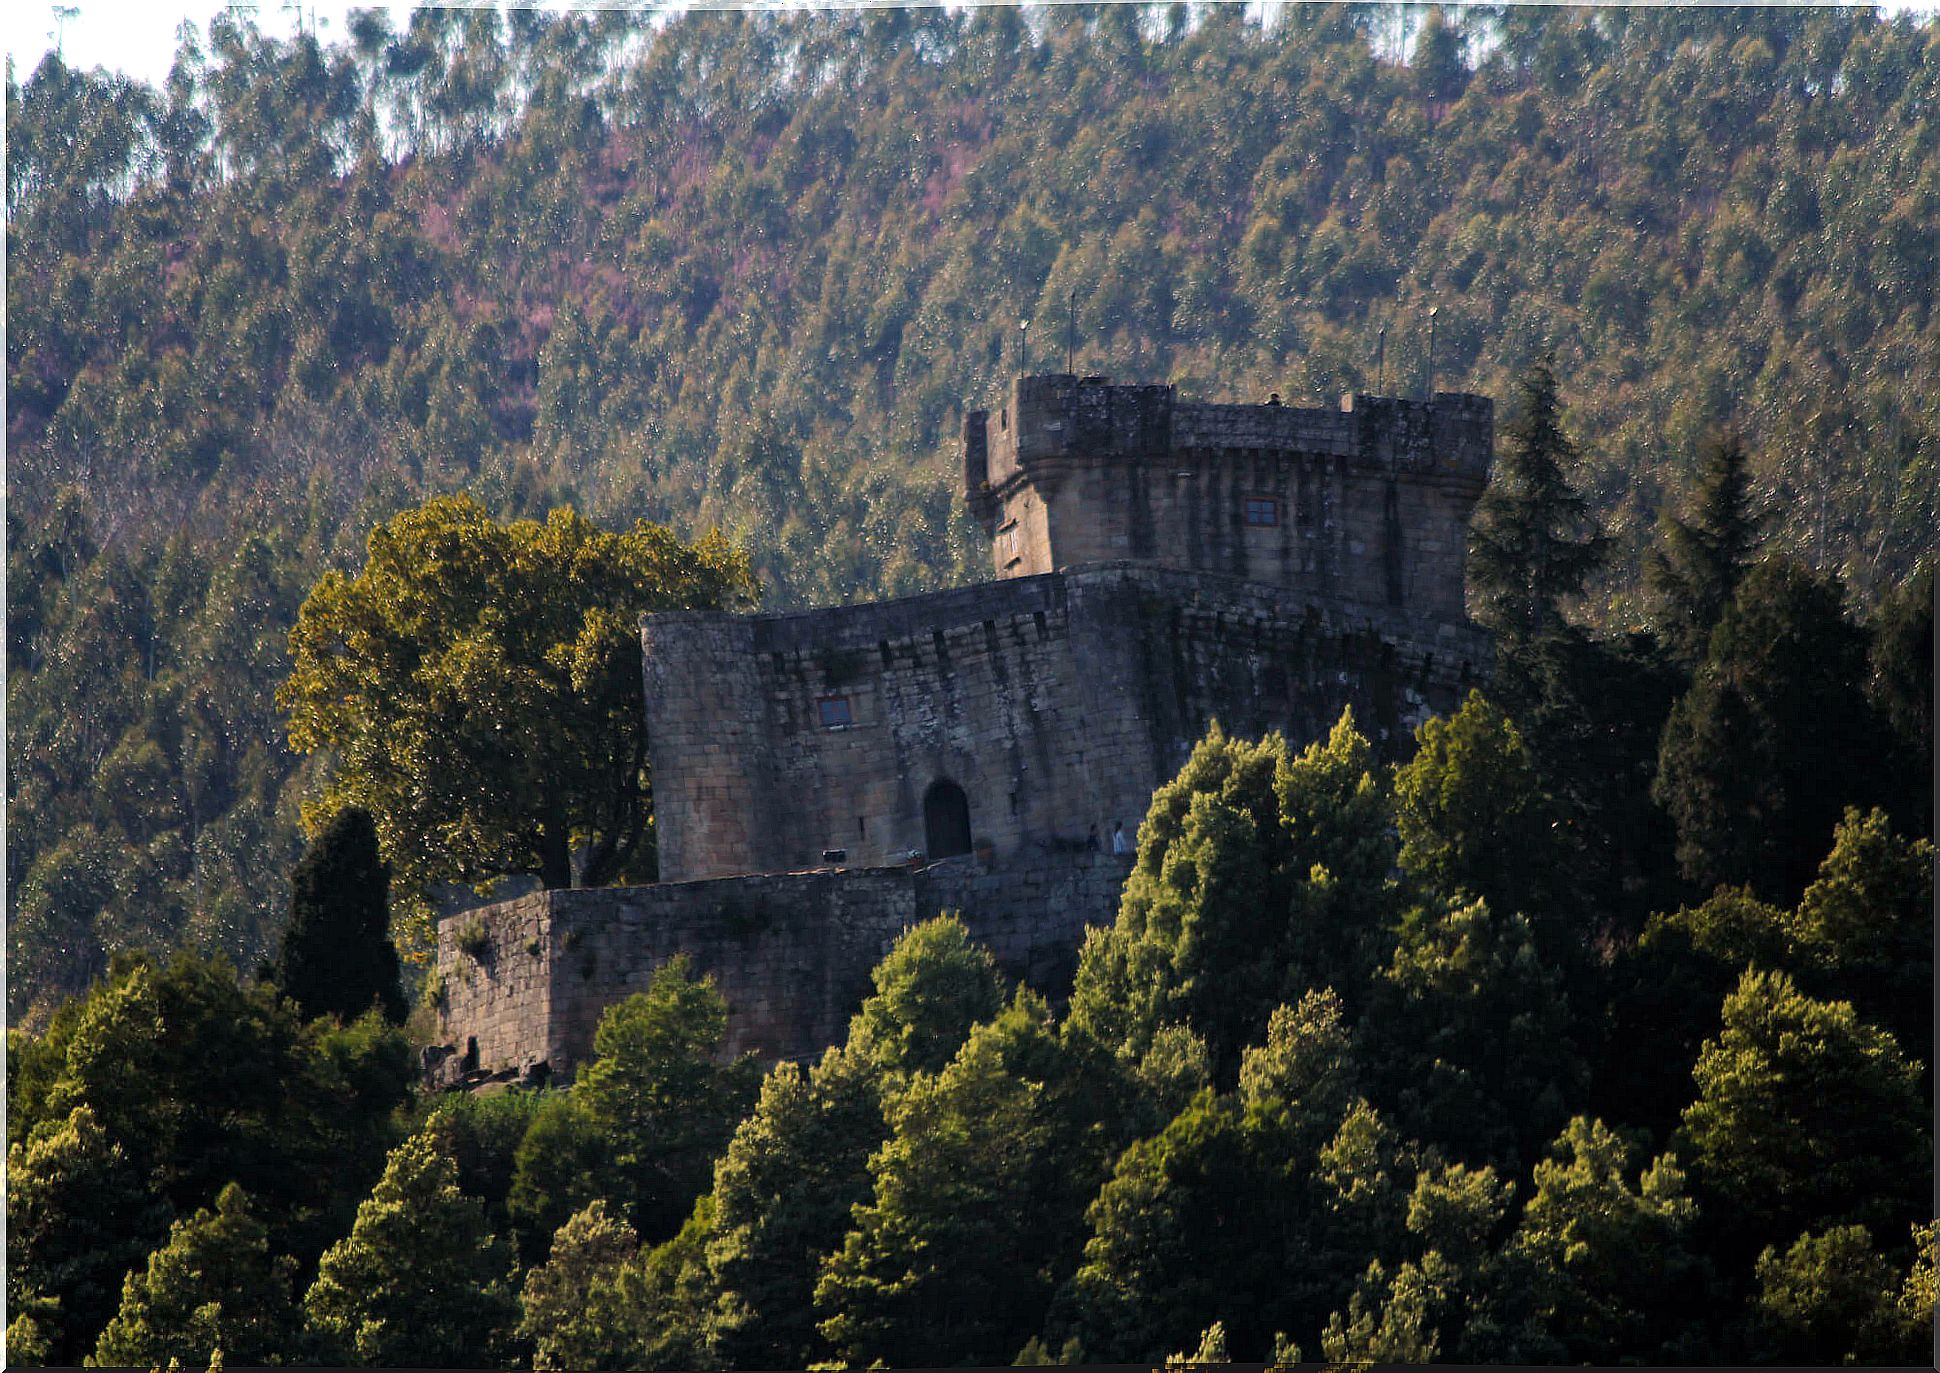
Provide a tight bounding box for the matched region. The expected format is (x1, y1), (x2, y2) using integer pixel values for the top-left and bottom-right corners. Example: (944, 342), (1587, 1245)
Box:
(923, 779), (973, 859)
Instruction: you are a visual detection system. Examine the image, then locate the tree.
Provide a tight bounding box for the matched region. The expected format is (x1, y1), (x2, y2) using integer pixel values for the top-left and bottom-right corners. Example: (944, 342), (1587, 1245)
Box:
(14, 951), (413, 1271)
(572, 955), (763, 1240)
(1865, 561), (1934, 837)
(6, 1106), (172, 1367)
(273, 805), (405, 1024)
(815, 991), (1108, 1368)
(1680, 968), (1928, 1253)
(279, 495), (756, 922)
(1369, 896), (1584, 1168)
(1645, 430), (1761, 666)
(1785, 807), (1933, 1054)
(702, 1044), (886, 1370)
(1748, 1225), (1901, 1366)
(302, 1131), (520, 1368)
(1065, 712), (1402, 1084)
(507, 956), (761, 1251)
(90, 1183), (299, 1369)
(1509, 1116), (1707, 1363)
(517, 1200), (650, 1372)
(1392, 691), (1562, 945)
(1653, 558), (1890, 901)
(1054, 1090), (1413, 1364)
(1466, 360), (1606, 642)
(844, 913), (1008, 1083)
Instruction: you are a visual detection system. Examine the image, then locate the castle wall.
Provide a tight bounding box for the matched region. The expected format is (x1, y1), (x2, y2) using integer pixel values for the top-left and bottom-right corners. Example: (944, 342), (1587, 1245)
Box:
(433, 851), (1137, 1078)
(965, 377), (1490, 624)
(644, 576), (1166, 884)
(643, 564), (1489, 886)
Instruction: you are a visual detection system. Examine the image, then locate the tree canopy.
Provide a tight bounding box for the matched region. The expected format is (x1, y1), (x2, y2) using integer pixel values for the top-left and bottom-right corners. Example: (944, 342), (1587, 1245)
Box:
(279, 495), (755, 930)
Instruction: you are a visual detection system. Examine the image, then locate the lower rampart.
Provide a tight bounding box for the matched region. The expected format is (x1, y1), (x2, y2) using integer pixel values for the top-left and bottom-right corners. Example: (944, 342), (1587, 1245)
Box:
(430, 850), (1135, 1084)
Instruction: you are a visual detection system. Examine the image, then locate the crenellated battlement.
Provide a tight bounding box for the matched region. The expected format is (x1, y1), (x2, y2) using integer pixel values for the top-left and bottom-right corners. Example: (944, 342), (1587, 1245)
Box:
(962, 375), (1492, 623)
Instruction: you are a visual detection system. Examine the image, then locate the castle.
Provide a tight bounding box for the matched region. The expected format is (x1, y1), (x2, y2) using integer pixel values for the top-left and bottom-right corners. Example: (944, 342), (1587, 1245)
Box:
(430, 375), (1494, 1086)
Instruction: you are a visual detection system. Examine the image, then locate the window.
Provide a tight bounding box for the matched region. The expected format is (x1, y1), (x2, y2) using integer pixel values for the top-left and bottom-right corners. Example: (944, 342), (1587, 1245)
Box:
(818, 695), (853, 727)
(1244, 497), (1281, 527)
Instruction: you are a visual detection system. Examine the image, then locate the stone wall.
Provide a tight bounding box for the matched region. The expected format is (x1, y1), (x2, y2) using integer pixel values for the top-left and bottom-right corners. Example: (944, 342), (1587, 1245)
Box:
(643, 562), (1488, 887)
(433, 850), (1137, 1079)
(963, 375), (1491, 622)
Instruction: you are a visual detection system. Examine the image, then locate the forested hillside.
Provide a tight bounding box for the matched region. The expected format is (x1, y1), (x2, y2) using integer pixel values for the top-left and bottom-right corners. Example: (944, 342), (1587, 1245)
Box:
(8, 3), (1939, 1019)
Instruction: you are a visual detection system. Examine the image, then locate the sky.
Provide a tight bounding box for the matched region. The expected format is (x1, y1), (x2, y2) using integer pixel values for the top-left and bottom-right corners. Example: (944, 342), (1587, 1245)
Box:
(6, 0), (1935, 95)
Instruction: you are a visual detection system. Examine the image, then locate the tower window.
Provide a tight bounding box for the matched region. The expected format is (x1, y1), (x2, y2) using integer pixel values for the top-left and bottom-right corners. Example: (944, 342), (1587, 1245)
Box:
(1244, 497), (1281, 527)
(818, 696), (853, 727)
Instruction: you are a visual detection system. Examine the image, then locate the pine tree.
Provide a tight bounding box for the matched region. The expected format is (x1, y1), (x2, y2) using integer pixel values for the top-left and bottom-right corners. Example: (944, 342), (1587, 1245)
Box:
(274, 806), (405, 1025)
(303, 1132), (520, 1368)
(1645, 430), (1761, 666)
(91, 1183), (299, 1369)
(1467, 361), (1606, 642)
(1653, 558), (1887, 901)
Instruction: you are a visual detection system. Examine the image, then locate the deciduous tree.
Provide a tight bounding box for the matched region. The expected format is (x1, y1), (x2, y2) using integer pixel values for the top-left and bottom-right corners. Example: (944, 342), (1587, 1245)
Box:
(279, 495), (755, 929)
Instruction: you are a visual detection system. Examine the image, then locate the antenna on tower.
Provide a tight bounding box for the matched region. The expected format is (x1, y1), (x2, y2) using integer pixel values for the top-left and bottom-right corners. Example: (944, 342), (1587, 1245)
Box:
(1019, 319), (1031, 375)
(1376, 322), (1387, 394)
(1424, 307), (1439, 399)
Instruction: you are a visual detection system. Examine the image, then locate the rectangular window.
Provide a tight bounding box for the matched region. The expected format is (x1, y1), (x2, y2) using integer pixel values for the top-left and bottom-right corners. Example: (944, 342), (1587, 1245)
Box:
(1244, 497), (1281, 527)
(818, 696), (853, 727)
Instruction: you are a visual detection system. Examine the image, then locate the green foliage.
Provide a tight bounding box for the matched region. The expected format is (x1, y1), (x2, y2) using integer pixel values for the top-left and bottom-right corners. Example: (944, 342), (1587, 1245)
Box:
(278, 494), (756, 937)
(506, 1088), (608, 1261)
(9, 951), (413, 1272)
(1865, 561), (1934, 835)
(6, 1106), (172, 1366)
(577, 955), (764, 1237)
(1393, 691), (1562, 941)
(507, 955), (761, 1253)
(844, 913), (1008, 1082)
(1487, 626), (1685, 938)
(90, 1183), (298, 1369)
(702, 1045), (886, 1370)
(1055, 1088), (1412, 1363)
(1508, 1116), (1706, 1362)
(420, 1086), (550, 1237)
(1370, 896), (1585, 1167)
(1467, 360), (1607, 641)
(273, 805), (404, 1024)
(1653, 557), (1892, 901)
(815, 990), (1108, 1368)
(1681, 968), (1929, 1248)
(1645, 431), (1761, 666)
(517, 1200), (649, 1372)
(1749, 1224), (1900, 1366)
(1067, 712), (1401, 1083)
(302, 1131), (520, 1368)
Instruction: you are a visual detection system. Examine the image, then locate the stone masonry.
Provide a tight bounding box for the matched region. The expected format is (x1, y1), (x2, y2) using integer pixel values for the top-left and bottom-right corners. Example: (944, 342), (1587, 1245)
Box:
(433, 376), (1494, 1085)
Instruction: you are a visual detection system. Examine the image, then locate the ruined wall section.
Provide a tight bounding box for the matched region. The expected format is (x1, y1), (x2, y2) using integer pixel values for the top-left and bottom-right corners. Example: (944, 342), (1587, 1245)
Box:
(433, 852), (1137, 1078)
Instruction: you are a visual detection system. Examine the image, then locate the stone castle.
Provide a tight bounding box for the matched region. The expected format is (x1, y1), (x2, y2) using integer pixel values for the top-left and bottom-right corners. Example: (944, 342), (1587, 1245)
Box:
(430, 375), (1494, 1086)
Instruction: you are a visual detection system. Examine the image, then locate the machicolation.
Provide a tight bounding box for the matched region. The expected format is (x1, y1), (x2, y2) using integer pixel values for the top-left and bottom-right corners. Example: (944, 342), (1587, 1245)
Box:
(431, 375), (1494, 1087)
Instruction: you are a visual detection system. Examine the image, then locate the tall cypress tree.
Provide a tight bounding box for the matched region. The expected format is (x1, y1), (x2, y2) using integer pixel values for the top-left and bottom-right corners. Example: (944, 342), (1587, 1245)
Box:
(1644, 430), (1762, 667)
(275, 807), (406, 1024)
(1467, 360), (1607, 642)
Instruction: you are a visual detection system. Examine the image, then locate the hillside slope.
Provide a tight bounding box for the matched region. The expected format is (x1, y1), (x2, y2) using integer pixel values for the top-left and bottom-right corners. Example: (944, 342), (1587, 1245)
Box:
(7, 4), (1937, 1019)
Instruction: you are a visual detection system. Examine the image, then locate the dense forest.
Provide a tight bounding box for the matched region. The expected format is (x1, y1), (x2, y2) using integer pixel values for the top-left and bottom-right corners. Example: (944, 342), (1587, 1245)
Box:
(8, 2), (1940, 1019)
